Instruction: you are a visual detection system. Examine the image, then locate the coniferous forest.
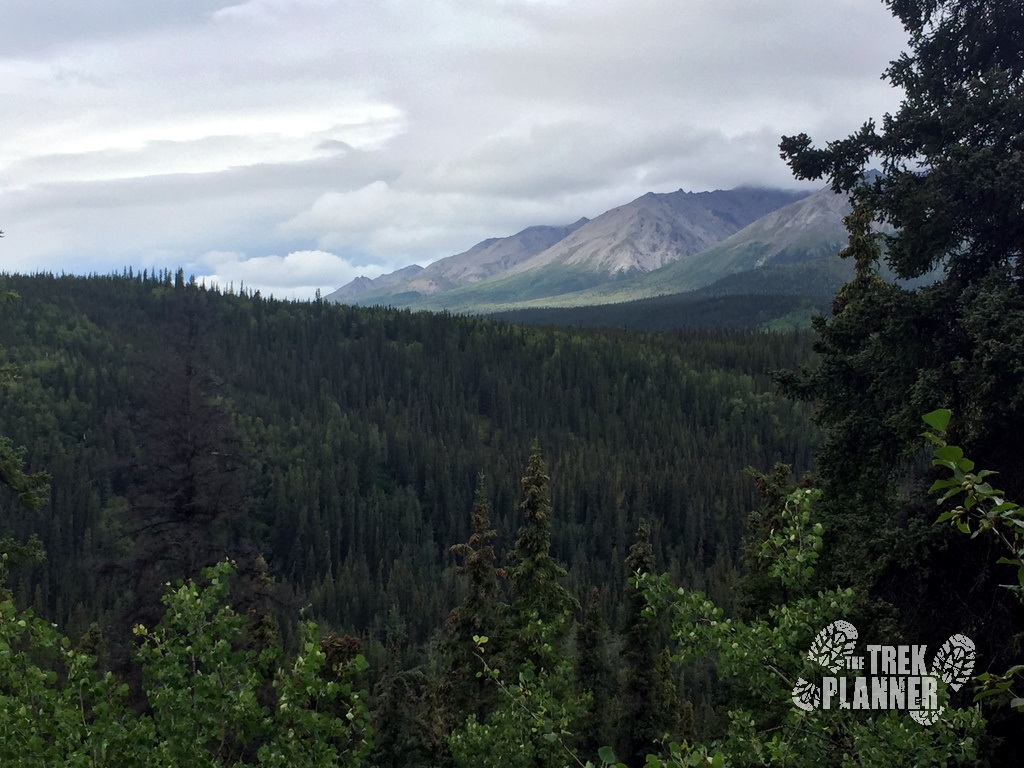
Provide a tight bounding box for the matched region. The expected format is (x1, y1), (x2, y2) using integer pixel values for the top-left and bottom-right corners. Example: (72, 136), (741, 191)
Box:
(2, 1), (1024, 765)
(0, 271), (822, 762)
(0, 269), (815, 650)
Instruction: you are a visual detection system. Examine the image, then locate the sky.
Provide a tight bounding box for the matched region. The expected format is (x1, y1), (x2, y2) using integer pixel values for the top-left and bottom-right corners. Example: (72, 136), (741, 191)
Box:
(0, 0), (910, 300)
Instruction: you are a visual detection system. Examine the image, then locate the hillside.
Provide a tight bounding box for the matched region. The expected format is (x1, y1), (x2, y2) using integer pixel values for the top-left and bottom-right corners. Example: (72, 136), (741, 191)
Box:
(468, 184), (854, 312)
(326, 220), (589, 303)
(490, 291), (826, 332)
(498, 187), (811, 276)
(330, 186), (809, 310)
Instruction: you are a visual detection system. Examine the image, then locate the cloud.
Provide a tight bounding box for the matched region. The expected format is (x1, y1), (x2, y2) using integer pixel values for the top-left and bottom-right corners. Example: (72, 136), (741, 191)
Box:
(0, 0), (228, 56)
(195, 248), (387, 300)
(280, 180), (564, 262)
(0, 0), (911, 293)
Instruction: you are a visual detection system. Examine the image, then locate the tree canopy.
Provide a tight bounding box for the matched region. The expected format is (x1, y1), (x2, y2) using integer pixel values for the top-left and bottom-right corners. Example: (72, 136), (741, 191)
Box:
(779, 1), (1024, 759)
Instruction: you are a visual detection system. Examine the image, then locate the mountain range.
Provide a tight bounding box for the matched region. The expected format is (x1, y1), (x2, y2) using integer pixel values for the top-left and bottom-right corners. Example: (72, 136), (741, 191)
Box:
(326, 183), (859, 314)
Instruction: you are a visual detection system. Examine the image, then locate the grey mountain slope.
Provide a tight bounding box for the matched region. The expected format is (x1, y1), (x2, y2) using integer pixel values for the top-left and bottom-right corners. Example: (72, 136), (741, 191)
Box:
(402, 219), (590, 294)
(329, 186), (807, 309)
(326, 219), (588, 303)
(461, 184), (856, 311)
(501, 187), (811, 277)
(626, 183), (853, 293)
(363, 187), (811, 312)
(327, 264), (425, 301)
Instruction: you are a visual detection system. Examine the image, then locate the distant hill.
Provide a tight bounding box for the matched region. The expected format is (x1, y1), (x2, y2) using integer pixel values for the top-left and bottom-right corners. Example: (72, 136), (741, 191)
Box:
(498, 184), (855, 310)
(694, 258), (856, 302)
(328, 186), (809, 310)
(328, 263), (425, 302)
(325, 220), (589, 303)
(498, 187), (811, 276)
(630, 184), (852, 295)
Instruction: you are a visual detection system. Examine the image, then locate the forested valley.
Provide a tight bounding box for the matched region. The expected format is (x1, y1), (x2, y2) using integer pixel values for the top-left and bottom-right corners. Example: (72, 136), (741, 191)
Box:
(0, 271), (823, 764)
(0, 269), (817, 636)
(2, 262), (1020, 767)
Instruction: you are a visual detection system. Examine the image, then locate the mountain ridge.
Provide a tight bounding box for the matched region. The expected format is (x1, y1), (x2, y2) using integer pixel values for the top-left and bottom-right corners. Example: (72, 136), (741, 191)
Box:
(327, 186), (810, 308)
(387, 184), (856, 313)
(499, 186), (811, 277)
(326, 219), (590, 303)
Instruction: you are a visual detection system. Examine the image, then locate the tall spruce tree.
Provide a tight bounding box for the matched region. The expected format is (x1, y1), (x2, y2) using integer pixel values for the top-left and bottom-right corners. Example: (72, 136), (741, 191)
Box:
(778, 0), (1024, 501)
(122, 287), (249, 627)
(443, 474), (505, 722)
(620, 519), (676, 767)
(448, 445), (583, 768)
(371, 667), (448, 768)
(574, 586), (615, 759)
(506, 441), (579, 672)
(778, 0), (1024, 754)
(0, 286), (49, 592)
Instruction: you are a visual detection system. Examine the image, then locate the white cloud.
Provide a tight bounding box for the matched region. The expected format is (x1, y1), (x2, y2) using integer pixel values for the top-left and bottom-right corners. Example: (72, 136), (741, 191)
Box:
(0, 0), (911, 294)
(195, 248), (387, 300)
(280, 179), (603, 263)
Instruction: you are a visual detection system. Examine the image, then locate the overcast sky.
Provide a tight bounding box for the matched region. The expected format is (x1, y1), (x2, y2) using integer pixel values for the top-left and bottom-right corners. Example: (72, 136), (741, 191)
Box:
(0, 0), (908, 299)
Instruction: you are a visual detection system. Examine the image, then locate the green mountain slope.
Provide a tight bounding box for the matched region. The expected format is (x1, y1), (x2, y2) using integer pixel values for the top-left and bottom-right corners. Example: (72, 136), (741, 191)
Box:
(490, 291), (827, 332)
(483, 185), (852, 310)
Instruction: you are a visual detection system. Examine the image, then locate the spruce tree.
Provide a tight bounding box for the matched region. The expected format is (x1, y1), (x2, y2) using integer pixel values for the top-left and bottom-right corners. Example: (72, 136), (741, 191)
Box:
(506, 441), (578, 672)
(620, 519), (676, 767)
(779, 0), (1024, 757)
(443, 474), (505, 722)
(448, 445), (583, 768)
(123, 287), (249, 625)
(371, 668), (448, 768)
(574, 586), (615, 759)
(778, 0), (1024, 638)
(0, 286), (49, 593)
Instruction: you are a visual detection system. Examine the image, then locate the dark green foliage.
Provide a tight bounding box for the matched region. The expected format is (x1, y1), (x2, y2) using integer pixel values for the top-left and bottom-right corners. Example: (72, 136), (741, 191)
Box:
(0, 270), (821, 763)
(778, 0), (1024, 637)
(447, 448), (585, 768)
(0, 272), (817, 648)
(0, 559), (375, 766)
(783, 1), (1024, 284)
(641, 485), (989, 768)
(122, 288), (252, 627)
(491, 292), (827, 332)
(4, 256), (1013, 761)
(574, 586), (616, 757)
(620, 519), (676, 767)
(651, 648), (681, 743)
(0, 434), (49, 517)
(737, 464), (804, 617)
(506, 441), (579, 670)
(442, 476), (505, 721)
(923, 414), (1024, 738)
(778, 1), (1024, 761)
(371, 668), (449, 768)
(0, 285), (50, 593)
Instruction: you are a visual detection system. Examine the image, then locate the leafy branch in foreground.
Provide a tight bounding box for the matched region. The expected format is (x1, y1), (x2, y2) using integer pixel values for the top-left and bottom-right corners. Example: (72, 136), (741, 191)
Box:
(458, 635), (721, 768)
(449, 634), (594, 768)
(922, 409), (1024, 712)
(638, 483), (985, 768)
(0, 560), (374, 766)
